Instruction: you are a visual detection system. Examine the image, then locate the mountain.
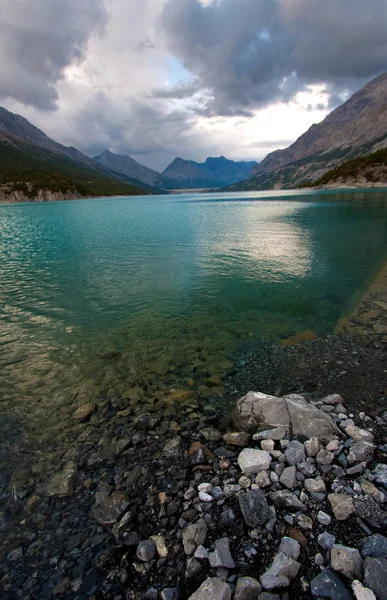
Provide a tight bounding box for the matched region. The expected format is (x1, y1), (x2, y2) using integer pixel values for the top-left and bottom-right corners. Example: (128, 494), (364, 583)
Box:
(93, 149), (176, 190)
(0, 107), (158, 200)
(226, 72), (387, 191)
(161, 156), (257, 188)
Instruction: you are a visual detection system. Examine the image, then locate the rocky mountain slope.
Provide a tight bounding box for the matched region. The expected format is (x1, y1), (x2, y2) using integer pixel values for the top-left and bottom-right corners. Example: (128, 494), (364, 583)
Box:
(314, 148), (387, 189)
(93, 149), (177, 190)
(162, 156), (257, 188)
(0, 108), (157, 199)
(227, 72), (387, 191)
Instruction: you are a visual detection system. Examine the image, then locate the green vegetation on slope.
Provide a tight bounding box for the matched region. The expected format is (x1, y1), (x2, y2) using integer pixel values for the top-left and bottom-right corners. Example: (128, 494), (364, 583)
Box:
(0, 141), (148, 197)
(314, 148), (387, 186)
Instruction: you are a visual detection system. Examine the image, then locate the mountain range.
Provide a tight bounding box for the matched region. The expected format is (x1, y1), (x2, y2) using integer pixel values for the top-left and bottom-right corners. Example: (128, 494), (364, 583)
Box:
(226, 72), (387, 191)
(1, 71), (387, 201)
(94, 150), (257, 189)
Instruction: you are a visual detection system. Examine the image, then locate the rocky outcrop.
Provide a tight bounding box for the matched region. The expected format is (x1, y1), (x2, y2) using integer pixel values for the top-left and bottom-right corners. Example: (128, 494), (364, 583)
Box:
(231, 391), (341, 442)
(0, 187), (87, 203)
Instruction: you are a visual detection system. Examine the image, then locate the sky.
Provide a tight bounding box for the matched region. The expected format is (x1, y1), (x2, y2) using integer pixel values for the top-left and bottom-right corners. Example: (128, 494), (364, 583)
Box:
(0, 0), (386, 171)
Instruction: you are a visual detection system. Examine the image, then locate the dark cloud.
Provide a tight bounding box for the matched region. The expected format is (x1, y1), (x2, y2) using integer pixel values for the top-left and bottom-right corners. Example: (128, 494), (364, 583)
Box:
(0, 0), (107, 109)
(159, 0), (387, 116)
(151, 80), (201, 100)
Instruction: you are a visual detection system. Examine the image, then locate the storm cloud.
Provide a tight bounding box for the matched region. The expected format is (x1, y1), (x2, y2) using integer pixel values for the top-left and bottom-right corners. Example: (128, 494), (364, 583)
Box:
(0, 0), (107, 109)
(159, 0), (387, 115)
(0, 0), (386, 168)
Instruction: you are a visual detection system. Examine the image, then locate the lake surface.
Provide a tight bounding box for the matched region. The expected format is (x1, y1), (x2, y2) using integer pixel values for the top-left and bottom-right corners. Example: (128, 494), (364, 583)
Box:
(1, 189), (387, 414)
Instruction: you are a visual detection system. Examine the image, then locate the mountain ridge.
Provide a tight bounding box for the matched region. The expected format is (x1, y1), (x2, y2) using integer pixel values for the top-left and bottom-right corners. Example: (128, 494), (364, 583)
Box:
(226, 72), (387, 191)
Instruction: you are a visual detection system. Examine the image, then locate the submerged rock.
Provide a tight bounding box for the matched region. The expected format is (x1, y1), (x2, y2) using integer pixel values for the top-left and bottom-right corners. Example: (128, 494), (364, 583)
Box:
(92, 492), (129, 526)
(45, 461), (77, 497)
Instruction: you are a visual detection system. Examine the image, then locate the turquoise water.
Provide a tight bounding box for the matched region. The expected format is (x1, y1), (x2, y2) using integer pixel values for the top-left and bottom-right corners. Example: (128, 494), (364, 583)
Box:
(1, 189), (387, 406)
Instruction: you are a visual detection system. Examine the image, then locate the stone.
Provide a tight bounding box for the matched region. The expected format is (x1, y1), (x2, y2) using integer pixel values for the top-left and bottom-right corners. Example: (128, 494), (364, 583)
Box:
(347, 442), (374, 465)
(278, 537), (301, 561)
(298, 461), (316, 477)
(223, 484), (241, 498)
(199, 492), (213, 503)
(160, 589), (179, 600)
(361, 481), (385, 502)
(73, 402), (96, 421)
(163, 436), (182, 458)
(183, 519), (208, 555)
(255, 471), (271, 488)
(186, 557), (205, 580)
(284, 441), (305, 465)
(198, 483), (213, 494)
(352, 581), (376, 600)
(317, 511), (332, 526)
(315, 553), (325, 566)
(326, 439), (340, 451)
(137, 540), (157, 562)
(150, 535), (168, 558)
(359, 535), (387, 559)
(24, 495), (41, 513)
(188, 577), (232, 600)
(280, 466), (297, 489)
(270, 490), (307, 512)
(239, 489), (271, 527)
(260, 552), (300, 590)
(328, 494), (355, 520)
(296, 515), (313, 530)
(45, 461), (77, 497)
(235, 577), (262, 600)
(209, 538), (235, 569)
(92, 492), (129, 525)
(363, 557), (387, 600)
(305, 437), (320, 457)
(258, 595), (280, 600)
(7, 547), (23, 561)
(316, 449), (334, 465)
(261, 439), (275, 451)
(311, 568), (352, 600)
(223, 432), (252, 447)
(345, 425), (374, 443)
(232, 392), (291, 433)
(285, 394), (340, 442)
(194, 545), (209, 560)
(304, 477), (326, 494)
(200, 427), (223, 442)
(331, 544), (363, 579)
(253, 427), (287, 441)
(373, 464), (387, 488)
(239, 476), (251, 489)
(238, 449), (271, 475)
(322, 394), (344, 405)
(318, 533), (336, 552)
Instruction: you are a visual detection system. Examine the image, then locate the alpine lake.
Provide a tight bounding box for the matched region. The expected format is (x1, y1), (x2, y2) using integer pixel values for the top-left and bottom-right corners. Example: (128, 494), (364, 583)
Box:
(1, 188), (387, 480)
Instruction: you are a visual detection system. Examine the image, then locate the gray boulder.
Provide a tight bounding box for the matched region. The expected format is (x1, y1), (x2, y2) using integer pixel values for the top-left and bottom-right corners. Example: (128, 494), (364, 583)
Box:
(232, 392), (340, 442)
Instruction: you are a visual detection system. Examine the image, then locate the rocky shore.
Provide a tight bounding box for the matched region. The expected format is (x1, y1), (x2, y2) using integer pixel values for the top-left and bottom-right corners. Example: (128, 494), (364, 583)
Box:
(1, 381), (387, 600)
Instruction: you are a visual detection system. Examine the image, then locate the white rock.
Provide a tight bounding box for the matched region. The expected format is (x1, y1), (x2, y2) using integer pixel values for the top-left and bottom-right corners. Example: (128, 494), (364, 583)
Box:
(238, 449), (271, 475)
(198, 483), (213, 494)
(261, 439), (275, 451)
(305, 437), (320, 457)
(345, 424), (374, 443)
(199, 492), (213, 503)
(352, 580), (376, 600)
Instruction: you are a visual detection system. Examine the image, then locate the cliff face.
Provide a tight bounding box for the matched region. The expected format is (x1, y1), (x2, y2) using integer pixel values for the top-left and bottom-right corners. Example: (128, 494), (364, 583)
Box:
(0, 186), (88, 203)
